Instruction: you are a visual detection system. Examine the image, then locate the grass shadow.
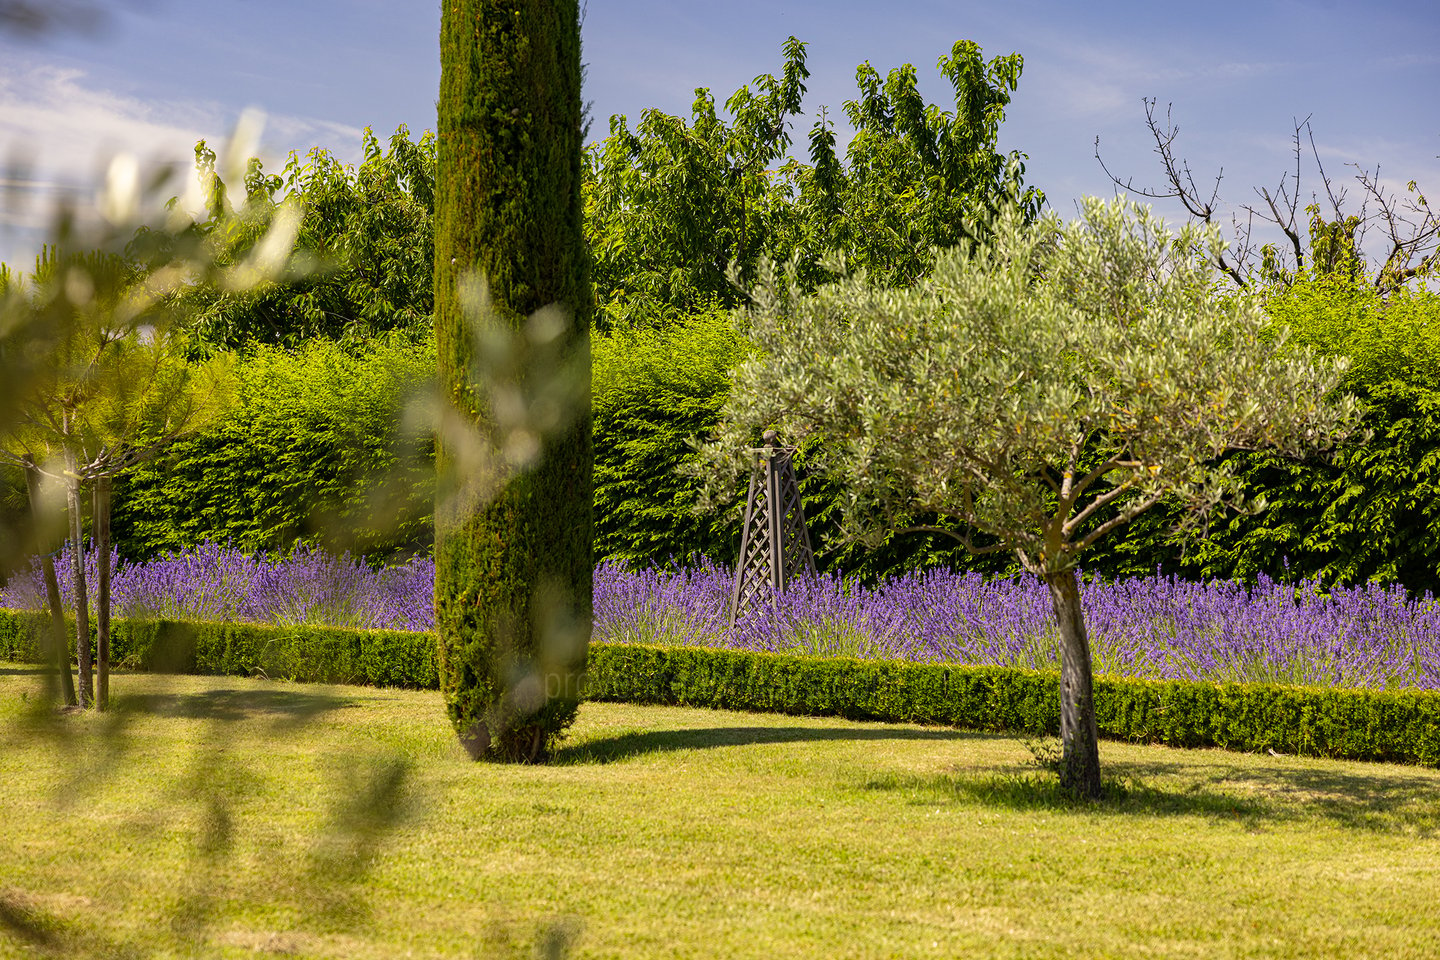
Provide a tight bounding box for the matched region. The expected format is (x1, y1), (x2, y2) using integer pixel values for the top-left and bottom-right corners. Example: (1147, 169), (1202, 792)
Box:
(116, 686), (361, 734)
(553, 723), (991, 766)
(861, 756), (1440, 836)
(1117, 757), (1440, 835)
(0, 665), (47, 676)
(861, 768), (1274, 828)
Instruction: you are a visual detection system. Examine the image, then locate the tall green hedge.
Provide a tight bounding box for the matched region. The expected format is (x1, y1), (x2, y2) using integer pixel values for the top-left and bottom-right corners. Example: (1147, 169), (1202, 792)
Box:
(1088, 279), (1440, 594)
(433, 0), (592, 761)
(111, 334), (433, 562)
(593, 306), (744, 566)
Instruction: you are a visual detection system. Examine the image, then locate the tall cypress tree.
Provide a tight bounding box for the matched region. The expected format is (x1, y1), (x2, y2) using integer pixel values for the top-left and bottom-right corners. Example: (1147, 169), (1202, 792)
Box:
(434, 0), (592, 761)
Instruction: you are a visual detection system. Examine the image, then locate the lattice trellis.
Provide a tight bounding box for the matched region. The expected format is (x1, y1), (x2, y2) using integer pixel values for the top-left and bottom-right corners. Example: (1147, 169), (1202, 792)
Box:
(727, 431), (817, 629)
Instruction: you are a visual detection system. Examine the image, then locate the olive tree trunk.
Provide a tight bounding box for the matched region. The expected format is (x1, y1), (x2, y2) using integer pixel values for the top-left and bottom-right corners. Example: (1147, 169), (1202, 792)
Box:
(1044, 569), (1102, 799)
(434, 0), (592, 761)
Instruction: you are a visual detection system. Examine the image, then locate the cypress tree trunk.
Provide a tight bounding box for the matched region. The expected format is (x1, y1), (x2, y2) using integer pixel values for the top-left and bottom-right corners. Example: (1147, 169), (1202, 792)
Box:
(1044, 568), (1102, 799)
(434, 0), (592, 761)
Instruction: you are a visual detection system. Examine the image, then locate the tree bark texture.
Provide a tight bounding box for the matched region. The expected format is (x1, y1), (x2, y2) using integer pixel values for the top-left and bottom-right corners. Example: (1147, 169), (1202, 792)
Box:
(64, 460), (92, 709)
(1045, 569), (1102, 799)
(93, 475), (111, 711)
(434, 0), (593, 761)
(23, 460), (77, 706)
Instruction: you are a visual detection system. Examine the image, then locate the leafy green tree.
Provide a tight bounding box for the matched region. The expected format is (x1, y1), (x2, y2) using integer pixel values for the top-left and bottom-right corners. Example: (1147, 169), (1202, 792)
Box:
(584, 37), (1042, 328)
(699, 198), (1359, 797)
(790, 40), (1043, 288)
(584, 37), (811, 327)
(169, 126), (436, 352)
(434, 0), (592, 761)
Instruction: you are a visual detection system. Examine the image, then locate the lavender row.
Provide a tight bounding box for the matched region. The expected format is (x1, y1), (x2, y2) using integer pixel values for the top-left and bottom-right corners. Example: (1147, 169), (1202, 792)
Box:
(4, 545), (1438, 690)
(0, 541), (434, 633)
(594, 561), (1440, 690)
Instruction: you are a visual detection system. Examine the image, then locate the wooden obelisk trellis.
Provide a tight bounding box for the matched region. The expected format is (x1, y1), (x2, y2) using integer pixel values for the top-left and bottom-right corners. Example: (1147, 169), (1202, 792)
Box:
(727, 431), (817, 629)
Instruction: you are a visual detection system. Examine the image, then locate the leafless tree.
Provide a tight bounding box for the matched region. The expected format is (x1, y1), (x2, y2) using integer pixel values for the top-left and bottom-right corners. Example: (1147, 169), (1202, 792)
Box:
(1096, 98), (1438, 294)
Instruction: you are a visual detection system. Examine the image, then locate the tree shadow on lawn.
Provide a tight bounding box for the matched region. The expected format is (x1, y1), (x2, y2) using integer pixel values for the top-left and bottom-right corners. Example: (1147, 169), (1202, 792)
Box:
(553, 723), (991, 766)
(114, 685), (363, 734)
(1115, 756), (1440, 835)
(0, 665), (47, 676)
(861, 753), (1440, 836)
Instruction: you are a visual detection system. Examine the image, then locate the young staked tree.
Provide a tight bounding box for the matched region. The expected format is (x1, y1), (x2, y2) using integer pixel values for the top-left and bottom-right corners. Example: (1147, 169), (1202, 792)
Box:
(2, 245), (236, 709)
(1, 141), (290, 710)
(434, 0), (593, 761)
(699, 197), (1361, 797)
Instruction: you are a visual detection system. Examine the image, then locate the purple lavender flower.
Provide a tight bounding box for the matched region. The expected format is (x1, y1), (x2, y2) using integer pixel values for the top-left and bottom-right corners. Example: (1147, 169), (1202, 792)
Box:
(5, 544), (1439, 690)
(0, 541), (434, 633)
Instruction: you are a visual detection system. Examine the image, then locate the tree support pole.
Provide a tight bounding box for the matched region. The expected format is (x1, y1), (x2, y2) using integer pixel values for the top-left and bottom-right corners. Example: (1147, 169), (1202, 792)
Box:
(64, 461), (92, 710)
(93, 475), (111, 711)
(23, 459), (77, 707)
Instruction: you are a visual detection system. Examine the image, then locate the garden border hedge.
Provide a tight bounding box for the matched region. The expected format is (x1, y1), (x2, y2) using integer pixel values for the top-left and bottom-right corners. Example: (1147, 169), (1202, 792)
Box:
(3, 608), (1436, 766)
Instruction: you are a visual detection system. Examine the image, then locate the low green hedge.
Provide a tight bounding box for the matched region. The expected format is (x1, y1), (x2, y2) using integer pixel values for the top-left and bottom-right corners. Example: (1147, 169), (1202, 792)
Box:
(3, 608), (1436, 766)
(584, 644), (1440, 766)
(0, 608), (438, 689)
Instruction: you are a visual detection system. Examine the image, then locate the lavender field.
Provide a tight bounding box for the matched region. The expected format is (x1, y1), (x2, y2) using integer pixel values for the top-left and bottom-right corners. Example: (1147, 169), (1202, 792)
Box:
(4, 544), (1439, 690)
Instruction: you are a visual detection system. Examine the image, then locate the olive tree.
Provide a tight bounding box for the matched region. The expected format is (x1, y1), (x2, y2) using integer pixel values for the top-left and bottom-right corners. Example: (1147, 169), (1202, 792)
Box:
(700, 197), (1361, 797)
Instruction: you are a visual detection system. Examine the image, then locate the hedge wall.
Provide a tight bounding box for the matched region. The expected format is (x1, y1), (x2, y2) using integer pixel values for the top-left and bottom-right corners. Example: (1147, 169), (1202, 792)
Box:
(583, 644), (1440, 766)
(0, 608), (438, 689)
(4, 608), (1436, 766)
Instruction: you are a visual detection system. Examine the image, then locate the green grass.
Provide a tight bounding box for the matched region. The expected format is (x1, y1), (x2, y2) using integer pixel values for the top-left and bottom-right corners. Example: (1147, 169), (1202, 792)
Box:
(2, 665), (1439, 959)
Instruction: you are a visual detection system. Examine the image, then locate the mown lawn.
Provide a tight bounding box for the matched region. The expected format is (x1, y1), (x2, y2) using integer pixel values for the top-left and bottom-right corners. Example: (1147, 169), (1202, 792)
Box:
(1, 664), (1438, 959)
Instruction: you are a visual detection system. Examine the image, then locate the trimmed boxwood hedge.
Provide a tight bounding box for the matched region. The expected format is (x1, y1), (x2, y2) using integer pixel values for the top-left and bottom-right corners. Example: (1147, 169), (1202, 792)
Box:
(3, 608), (1436, 766)
(0, 608), (438, 690)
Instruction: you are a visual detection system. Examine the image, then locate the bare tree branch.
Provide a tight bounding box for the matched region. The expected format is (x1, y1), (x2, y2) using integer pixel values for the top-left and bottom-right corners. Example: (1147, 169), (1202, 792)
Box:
(1097, 103), (1437, 291)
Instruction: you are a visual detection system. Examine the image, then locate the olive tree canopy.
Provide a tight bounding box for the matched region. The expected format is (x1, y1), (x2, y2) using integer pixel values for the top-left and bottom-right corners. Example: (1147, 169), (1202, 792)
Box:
(700, 197), (1361, 796)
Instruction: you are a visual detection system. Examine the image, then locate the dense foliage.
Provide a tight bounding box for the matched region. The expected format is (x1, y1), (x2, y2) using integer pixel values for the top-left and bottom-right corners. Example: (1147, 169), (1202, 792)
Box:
(1090, 279), (1440, 595)
(111, 335), (433, 561)
(171, 128), (436, 352)
(13, 44), (1435, 610)
(584, 37), (1043, 327)
(593, 306), (745, 565)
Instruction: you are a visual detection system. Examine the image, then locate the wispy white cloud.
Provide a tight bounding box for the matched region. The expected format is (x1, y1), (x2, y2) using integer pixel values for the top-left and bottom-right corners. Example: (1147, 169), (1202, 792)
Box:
(0, 55), (364, 266)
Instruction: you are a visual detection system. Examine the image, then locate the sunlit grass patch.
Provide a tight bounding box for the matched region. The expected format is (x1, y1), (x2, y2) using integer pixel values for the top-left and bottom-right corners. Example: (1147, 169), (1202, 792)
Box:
(3, 666), (1439, 959)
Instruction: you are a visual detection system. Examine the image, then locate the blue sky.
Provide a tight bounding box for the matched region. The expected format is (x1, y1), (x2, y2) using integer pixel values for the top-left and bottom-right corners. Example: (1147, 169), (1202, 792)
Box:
(1, 0), (1436, 269)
